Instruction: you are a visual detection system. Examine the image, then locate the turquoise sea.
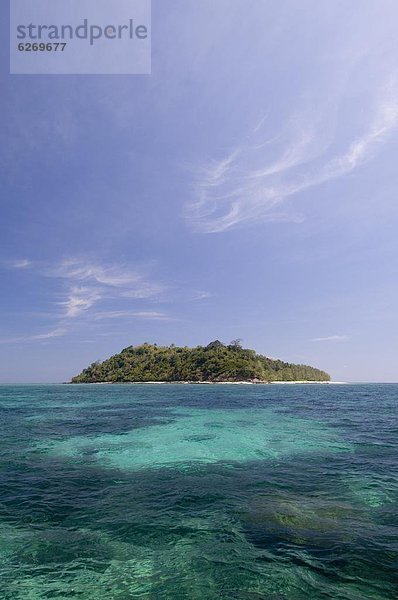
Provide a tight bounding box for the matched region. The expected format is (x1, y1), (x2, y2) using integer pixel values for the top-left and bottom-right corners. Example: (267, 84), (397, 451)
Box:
(0, 383), (397, 599)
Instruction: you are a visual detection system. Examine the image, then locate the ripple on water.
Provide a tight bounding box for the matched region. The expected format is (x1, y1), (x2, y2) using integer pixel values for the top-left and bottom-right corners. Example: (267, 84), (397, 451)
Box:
(0, 384), (397, 599)
(34, 407), (352, 471)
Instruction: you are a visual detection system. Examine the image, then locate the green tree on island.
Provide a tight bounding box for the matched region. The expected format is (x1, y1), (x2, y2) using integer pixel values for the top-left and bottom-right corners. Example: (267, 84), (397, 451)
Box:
(71, 341), (330, 383)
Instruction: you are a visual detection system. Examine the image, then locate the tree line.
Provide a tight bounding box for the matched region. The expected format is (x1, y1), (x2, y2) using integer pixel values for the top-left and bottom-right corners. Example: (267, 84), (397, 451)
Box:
(71, 341), (330, 383)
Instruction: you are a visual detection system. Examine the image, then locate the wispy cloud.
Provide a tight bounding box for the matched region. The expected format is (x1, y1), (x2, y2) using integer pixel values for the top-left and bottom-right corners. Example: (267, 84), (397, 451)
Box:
(32, 327), (67, 340)
(1, 258), (168, 343)
(94, 310), (170, 320)
(5, 259), (32, 269)
(310, 335), (349, 342)
(186, 81), (398, 233)
(192, 290), (212, 300)
(61, 287), (102, 318)
(50, 259), (144, 288)
(121, 284), (165, 299)
(45, 259), (165, 319)
(0, 327), (66, 345)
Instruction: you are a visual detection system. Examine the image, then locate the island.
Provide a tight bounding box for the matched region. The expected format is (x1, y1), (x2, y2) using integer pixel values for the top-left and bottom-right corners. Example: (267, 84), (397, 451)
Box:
(71, 341), (330, 384)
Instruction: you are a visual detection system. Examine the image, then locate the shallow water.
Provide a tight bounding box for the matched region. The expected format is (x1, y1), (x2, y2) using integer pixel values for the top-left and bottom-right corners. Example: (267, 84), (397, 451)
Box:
(0, 383), (397, 599)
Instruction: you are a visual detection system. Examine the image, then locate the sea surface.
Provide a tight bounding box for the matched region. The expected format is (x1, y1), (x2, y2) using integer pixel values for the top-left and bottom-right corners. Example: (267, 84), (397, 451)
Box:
(0, 383), (397, 599)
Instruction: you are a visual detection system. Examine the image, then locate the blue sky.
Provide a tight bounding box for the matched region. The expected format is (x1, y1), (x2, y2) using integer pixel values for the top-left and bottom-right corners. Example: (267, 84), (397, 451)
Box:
(1, 0), (398, 382)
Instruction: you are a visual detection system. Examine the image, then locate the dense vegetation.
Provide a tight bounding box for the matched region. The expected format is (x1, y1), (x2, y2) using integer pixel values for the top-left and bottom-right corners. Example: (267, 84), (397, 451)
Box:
(71, 341), (330, 383)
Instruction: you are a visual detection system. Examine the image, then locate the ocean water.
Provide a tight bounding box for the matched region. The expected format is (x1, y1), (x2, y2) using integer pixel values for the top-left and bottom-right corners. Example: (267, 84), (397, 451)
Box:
(0, 384), (397, 599)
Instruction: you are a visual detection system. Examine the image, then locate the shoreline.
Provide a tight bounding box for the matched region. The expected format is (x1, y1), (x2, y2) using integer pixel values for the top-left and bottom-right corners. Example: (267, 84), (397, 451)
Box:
(69, 380), (345, 385)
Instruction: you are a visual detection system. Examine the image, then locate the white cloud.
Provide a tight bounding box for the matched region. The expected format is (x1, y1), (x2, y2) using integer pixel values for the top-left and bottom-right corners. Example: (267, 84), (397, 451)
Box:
(94, 310), (169, 320)
(192, 290), (212, 300)
(29, 258), (167, 320)
(0, 327), (66, 344)
(47, 259), (165, 317)
(1, 258), (176, 347)
(62, 287), (102, 318)
(4, 259), (32, 269)
(310, 335), (349, 342)
(52, 259), (143, 288)
(121, 284), (165, 299)
(186, 81), (398, 233)
(31, 327), (67, 340)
